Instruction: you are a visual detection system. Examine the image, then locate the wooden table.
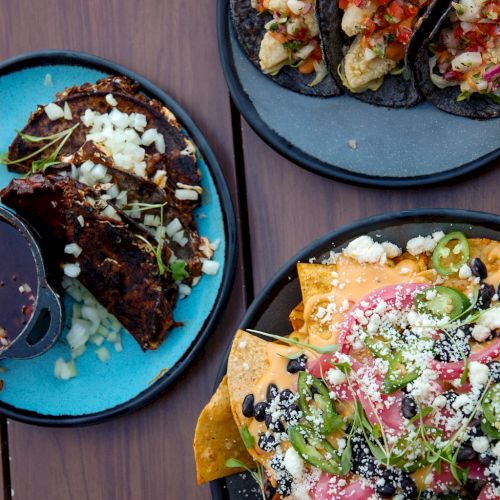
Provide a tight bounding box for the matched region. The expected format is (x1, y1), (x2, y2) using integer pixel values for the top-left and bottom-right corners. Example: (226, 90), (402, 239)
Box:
(0, 1), (498, 499)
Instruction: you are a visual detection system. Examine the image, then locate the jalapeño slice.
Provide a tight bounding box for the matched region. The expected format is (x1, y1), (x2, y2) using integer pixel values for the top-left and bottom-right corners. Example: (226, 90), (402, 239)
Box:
(414, 286), (470, 319)
(297, 372), (342, 436)
(288, 425), (342, 475)
(432, 231), (470, 276)
(482, 383), (500, 431)
(381, 351), (420, 394)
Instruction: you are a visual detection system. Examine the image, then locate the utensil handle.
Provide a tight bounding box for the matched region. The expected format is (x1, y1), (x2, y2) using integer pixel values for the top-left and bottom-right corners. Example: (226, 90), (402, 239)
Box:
(1, 285), (63, 360)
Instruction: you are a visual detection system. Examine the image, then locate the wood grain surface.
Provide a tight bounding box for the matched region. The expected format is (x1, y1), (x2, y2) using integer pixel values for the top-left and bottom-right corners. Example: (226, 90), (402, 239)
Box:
(0, 0), (499, 499)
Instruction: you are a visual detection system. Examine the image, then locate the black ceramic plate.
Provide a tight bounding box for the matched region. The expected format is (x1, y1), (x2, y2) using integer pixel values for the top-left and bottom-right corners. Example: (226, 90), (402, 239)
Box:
(218, 0), (500, 188)
(0, 50), (237, 426)
(210, 208), (500, 499)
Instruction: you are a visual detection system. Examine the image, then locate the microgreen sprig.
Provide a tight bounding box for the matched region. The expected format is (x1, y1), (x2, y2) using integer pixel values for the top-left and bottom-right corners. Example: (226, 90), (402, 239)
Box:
(225, 458), (266, 500)
(246, 329), (339, 355)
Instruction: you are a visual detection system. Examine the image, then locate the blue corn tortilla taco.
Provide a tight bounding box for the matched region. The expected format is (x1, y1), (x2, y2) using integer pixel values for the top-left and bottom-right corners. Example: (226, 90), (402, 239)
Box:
(230, 0), (342, 96)
(410, 0), (500, 119)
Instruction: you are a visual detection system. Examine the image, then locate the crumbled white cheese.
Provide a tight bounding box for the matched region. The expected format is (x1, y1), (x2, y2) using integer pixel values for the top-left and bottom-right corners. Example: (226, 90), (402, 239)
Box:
(406, 231), (445, 256)
(471, 324), (491, 342)
(469, 361), (489, 387)
(343, 235), (400, 265)
(477, 308), (500, 330)
(493, 441), (500, 459)
(458, 264), (472, 279)
(472, 436), (489, 454)
(326, 368), (346, 386)
(283, 447), (304, 479)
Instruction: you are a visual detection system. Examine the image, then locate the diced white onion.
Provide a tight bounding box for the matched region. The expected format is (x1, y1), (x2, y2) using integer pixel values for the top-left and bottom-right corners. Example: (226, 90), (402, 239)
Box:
(91, 163), (107, 181)
(175, 189), (199, 201)
(54, 358), (77, 380)
(296, 43), (316, 60)
(81, 160), (95, 175)
(451, 52), (482, 72)
(77, 215), (85, 227)
(63, 102), (73, 120)
(106, 184), (120, 199)
(71, 345), (87, 359)
(165, 218), (182, 237)
(96, 346), (110, 363)
(141, 128), (158, 146)
(201, 260), (220, 276)
(63, 263), (81, 278)
(109, 108), (130, 128)
(44, 73), (53, 87)
(132, 113), (147, 132)
(364, 48), (377, 61)
(44, 103), (65, 120)
(178, 284), (192, 298)
(210, 238), (221, 251)
(154, 133), (166, 154)
(144, 214), (160, 227)
(287, 0), (306, 15)
(66, 319), (91, 348)
(64, 243), (83, 257)
(105, 93), (118, 106)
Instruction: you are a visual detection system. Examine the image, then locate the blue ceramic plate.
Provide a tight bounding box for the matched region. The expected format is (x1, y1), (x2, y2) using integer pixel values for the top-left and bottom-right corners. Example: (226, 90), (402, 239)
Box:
(0, 51), (237, 426)
(218, 0), (500, 188)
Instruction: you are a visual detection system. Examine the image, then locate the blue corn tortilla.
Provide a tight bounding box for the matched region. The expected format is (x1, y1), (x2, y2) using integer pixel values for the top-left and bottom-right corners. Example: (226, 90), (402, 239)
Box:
(230, 0), (342, 96)
(409, 4), (500, 120)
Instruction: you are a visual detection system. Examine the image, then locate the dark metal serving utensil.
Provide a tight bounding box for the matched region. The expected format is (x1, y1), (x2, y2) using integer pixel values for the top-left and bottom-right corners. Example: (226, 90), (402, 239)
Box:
(0, 206), (63, 360)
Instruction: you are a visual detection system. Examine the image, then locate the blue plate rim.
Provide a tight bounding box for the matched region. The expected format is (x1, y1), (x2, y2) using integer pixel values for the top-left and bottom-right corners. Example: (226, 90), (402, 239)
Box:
(209, 207), (500, 499)
(0, 49), (238, 427)
(217, 0), (499, 189)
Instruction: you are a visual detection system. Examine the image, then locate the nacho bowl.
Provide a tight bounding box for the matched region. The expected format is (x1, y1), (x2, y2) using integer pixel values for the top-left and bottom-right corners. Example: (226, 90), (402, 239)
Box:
(209, 208), (500, 500)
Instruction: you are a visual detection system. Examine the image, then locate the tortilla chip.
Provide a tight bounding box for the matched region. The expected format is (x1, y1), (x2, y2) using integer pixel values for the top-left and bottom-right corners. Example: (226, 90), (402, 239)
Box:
(194, 375), (254, 484)
(227, 330), (269, 426)
(297, 263), (337, 303)
(289, 302), (304, 331)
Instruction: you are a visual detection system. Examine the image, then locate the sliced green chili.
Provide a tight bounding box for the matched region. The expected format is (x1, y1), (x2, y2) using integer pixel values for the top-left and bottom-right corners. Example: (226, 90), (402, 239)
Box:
(431, 231), (470, 276)
(414, 286), (470, 319)
(288, 425), (342, 475)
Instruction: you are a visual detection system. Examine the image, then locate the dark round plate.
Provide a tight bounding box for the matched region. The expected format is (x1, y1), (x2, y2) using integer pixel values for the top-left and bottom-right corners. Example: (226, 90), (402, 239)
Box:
(0, 50), (237, 426)
(218, 0), (500, 188)
(210, 208), (500, 499)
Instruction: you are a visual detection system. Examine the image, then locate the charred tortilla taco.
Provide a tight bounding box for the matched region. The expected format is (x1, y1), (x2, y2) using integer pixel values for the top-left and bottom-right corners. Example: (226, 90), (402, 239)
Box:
(231, 0), (342, 96)
(318, 0), (441, 107)
(411, 0), (500, 119)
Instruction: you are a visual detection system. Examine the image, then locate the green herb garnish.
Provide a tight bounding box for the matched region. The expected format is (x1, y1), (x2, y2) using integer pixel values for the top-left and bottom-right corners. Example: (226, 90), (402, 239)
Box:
(225, 458), (266, 500)
(239, 425), (255, 449)
(169, 260), (189, 281)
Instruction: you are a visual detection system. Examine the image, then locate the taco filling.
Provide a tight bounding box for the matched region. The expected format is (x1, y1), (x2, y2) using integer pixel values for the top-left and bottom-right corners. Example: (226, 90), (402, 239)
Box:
(253, 0), (329, 86)
(428, 0), (499, 103)
(195, 231), (500, 499)
(339, 0), (432, 91)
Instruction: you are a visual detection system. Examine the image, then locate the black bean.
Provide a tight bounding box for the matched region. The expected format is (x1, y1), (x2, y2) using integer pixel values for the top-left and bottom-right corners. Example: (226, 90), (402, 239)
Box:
(283, 404), (301, 423)
(266, 383), (279, 402)
(400, 476), (418, 499)
(287, 354), (307, 373)
(477, 283), (495, 310)
(479, 452), (495, 466)
(271, 419), (285, 433)
(465, 478), (486, 497)
(258, 433), (276, 452)
(401, 395), (417, 419)
(444, 390), (458, 405)
(279, 389), (294, 407)
(265, 413), (272, 429)
(457, 445), (477, 461)
(434, 331), (471, 362)
(242, 394), (255, 418)
(376, 481), (396, 498)
(470, 258), (488, 280)
(253, 402), (268, 422)
(264, 483), (277, 500)
(277, 475), (292, 496)
(487, 361), (500, 382)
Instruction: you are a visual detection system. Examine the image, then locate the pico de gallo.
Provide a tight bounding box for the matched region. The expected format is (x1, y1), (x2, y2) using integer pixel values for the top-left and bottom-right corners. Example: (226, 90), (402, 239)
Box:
(429, 0), (500, 102)
(226, 231), (500, 498)
(253, 0), (329, 86)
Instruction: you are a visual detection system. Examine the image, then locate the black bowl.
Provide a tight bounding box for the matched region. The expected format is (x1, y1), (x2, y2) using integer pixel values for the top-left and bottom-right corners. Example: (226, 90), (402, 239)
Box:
(210, 208), (500, 500)
(0, 206), (63, 360)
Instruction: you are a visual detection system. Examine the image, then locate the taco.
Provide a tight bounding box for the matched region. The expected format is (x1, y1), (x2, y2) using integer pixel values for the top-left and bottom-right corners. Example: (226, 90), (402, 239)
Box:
(411, 0), (500, 119)
(317, 0), (442, 107)
(231, 0), (342, 96)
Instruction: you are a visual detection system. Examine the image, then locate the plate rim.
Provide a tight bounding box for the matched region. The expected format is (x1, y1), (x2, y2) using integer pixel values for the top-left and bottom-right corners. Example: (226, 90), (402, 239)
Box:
(0, 49), (238, 427)
(209, 207), (500, 499)
(217, 0), (500, 189)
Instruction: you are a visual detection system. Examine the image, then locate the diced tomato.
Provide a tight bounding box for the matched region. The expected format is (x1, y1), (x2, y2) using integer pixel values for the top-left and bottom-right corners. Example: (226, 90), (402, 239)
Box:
(386, 41), (405, 60)
(404, 4), (419, 17)
(387, 1), (405, 22)
(339, 0), (349, 9)
(311, 45), (323, 61)
(353, 0), (365, 6)
(364, 18), (378, 36)
(375, 0), (391, 5)
(483, 1), (500, 18)
(269, 32), (288, 43)
(396, 24), (414, 44)
(294, 28), (308, 40)
(255, 2), (266, 12)
(454, 25), (464, 39)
